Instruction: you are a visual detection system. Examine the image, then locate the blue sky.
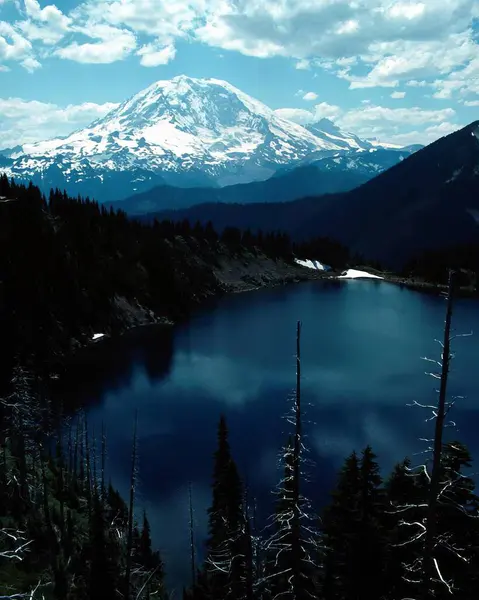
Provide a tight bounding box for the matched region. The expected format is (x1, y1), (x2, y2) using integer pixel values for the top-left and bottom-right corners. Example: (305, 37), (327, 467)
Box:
(0, 0), (478, 149)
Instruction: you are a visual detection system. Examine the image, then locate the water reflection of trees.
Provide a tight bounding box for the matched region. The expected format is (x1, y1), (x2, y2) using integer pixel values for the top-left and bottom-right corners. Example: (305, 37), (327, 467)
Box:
(52, 325), (174, 411)
(141, 326), (175, 385)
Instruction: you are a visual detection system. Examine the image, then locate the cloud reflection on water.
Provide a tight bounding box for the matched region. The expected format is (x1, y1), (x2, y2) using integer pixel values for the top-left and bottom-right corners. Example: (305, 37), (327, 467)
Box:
(57, 280), (479, 594)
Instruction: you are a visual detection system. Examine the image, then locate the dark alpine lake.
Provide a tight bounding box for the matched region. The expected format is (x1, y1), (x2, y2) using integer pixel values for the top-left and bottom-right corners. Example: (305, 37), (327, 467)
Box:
(53, 279), (479, 592)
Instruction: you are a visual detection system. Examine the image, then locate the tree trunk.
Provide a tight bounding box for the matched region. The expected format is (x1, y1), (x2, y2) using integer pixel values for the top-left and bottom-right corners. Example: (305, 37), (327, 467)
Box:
(188, 481), (196, 587)
(124, 409), (138, 600)
(422, 270), (455, 599)
(292, 320), (302, 598)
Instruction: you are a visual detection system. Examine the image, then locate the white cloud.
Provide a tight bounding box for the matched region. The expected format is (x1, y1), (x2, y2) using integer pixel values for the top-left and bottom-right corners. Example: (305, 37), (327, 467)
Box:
(0, 97), (119, 147)
(137, 42), (176, 67)
(20, 55), (41, 72)
(464, 100), (479, 106)
(275, 101), (460, 145)
(274, 108), (316, 125)
(54, 23), (137, 63)
(274, 101), (342, 125)
(315, 101), (342, 120)
(0, 20), (39, 70)
(339, 105), (455, 128)
(44, 0), (476, 98)
(1, 0), (478, 98)
(336, 107), (460, 146)
(431, 56), (479, 100)
(295, 58), (310, 70)
(191, 0), (478, 93)
(17, 0), (71, 45)
(72, 0), (204, 46)
(390, 91), (406, 99)
(302, 91), (318, 101)
(406, 79), (429, 87)
(380, 122), (460, 146)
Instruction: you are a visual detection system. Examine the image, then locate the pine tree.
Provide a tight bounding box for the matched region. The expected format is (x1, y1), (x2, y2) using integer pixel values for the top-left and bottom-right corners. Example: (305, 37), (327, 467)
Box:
(321, 451), (361, 600)
(205, 415), (246, 600)
(383, 458), (425, 599)
(322, 447), (387, 600)
(356, 446), (387, 600)
(260, 322), (320, 600)
(89, 492), (118, 600)
(433, 441), (479, 599)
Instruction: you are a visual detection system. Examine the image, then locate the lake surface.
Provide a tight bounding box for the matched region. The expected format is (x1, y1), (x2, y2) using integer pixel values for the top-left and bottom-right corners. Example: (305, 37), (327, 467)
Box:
(54, 279), (479, 592)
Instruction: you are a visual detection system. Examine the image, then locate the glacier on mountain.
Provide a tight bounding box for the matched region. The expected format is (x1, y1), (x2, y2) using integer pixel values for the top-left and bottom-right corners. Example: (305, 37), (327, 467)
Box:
(1, 75), (419, 202)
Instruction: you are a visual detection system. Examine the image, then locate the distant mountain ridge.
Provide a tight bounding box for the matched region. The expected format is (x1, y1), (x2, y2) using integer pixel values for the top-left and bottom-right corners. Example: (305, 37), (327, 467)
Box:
(0, 75), (420, 203)
(110, 146), (415, 215)
(108, 164), (368, 215)
(137, 121), (479, 269)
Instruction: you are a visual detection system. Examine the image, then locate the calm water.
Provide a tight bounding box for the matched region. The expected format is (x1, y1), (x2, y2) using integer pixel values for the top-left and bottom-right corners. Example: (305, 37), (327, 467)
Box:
(54, 279), (479, 591)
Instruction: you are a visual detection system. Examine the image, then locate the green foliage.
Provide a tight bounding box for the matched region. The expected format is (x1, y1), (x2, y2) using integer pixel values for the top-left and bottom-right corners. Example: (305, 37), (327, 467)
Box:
(0, 373), (164, 600)
(2, 175), (479, 600)
(0, 176), (307, 389)
(204, 415), (249, 600)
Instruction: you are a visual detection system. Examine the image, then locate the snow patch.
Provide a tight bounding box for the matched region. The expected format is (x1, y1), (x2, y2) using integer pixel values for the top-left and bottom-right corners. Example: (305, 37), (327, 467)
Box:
(92, 333), (105, 341)
(295, 258), (331, 271)
(338, 269), (383, 279)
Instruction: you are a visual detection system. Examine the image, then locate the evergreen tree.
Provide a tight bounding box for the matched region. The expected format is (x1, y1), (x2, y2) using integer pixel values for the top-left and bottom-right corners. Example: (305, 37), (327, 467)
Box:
(383, 458), (425, 599)
(322, 447), (387, 600)
(89, 493), (118, 600)
(205, 415), (246, 600)
(357, 446), (387, 600)
(321, 451), (361, 600)
(260, 322), (320, 600)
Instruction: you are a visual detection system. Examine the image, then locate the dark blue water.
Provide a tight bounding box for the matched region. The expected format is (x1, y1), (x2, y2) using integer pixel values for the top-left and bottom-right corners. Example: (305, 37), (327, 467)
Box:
(55, 279), (479, 592)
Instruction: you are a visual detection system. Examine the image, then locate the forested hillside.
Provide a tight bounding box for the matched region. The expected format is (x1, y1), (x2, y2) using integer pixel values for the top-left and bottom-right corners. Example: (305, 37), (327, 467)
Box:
(2, 315), (479, 600)
(1, 177), (478, 600)
(0, 175), (352, 388)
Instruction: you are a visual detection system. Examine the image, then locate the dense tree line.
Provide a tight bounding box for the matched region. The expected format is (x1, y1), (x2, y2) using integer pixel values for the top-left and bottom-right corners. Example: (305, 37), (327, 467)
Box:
(185, 307), (479, 600)
(3, 366), (479, 599)
(402, 244), (479, 288)
(0, 368), (164, 599)
(0, 176), (353, 390)
(2, 177), (479, 598)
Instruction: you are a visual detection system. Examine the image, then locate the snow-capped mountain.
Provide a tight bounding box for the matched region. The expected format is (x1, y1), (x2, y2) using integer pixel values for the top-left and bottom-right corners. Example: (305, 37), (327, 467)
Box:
(305, 118), (385, 152)
(1, 75), (418, 202)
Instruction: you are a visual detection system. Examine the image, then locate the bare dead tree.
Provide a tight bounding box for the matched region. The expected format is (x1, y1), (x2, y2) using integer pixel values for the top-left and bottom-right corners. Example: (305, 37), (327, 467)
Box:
(0, 575), (45, 600)
(84, 411), (92, 512)
(56, 403), (65, 536)
(188, 481), (196, 587)
(91, 422), (98, 498)
(67, 420), (73, 483)
(78, 411), (85, 485)
(386, 270), (476, 598)
(73, 414), (80, 480)
(421, 270), (456, 598)
(125, 409), (139, 600)
(258, 321), (321, 600)
(101, 421), (106, 501)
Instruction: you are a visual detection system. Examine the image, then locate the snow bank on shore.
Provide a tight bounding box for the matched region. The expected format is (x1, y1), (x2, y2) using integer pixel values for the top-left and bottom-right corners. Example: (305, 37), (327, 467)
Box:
(338, 269), (383, 279)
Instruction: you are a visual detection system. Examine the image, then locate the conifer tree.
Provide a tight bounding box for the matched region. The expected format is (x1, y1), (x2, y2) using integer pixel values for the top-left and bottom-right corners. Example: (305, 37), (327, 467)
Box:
(321, 451), (361, 600)
(383, 458), (425, 599)
(205, 414), (246, 600)
(89, 491), (118, 600)
(260, 322), (320, 600)
(125, 409), (139, 600)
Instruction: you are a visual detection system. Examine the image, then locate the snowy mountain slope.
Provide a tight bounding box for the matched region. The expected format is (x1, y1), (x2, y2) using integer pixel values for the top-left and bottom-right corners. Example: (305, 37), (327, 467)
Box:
(305, 118), (375, 151)
(133, 121), (479, 271)
(2, 76), (419, 202)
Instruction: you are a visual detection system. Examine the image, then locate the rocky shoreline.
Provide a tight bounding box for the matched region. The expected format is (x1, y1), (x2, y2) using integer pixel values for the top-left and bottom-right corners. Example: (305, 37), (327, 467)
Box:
(62, 254), (326, 363)
(62, 258), (478, 371)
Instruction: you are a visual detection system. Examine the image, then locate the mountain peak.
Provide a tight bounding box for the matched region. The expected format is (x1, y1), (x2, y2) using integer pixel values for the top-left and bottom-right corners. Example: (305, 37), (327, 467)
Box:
(2, 76), (423, 202)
